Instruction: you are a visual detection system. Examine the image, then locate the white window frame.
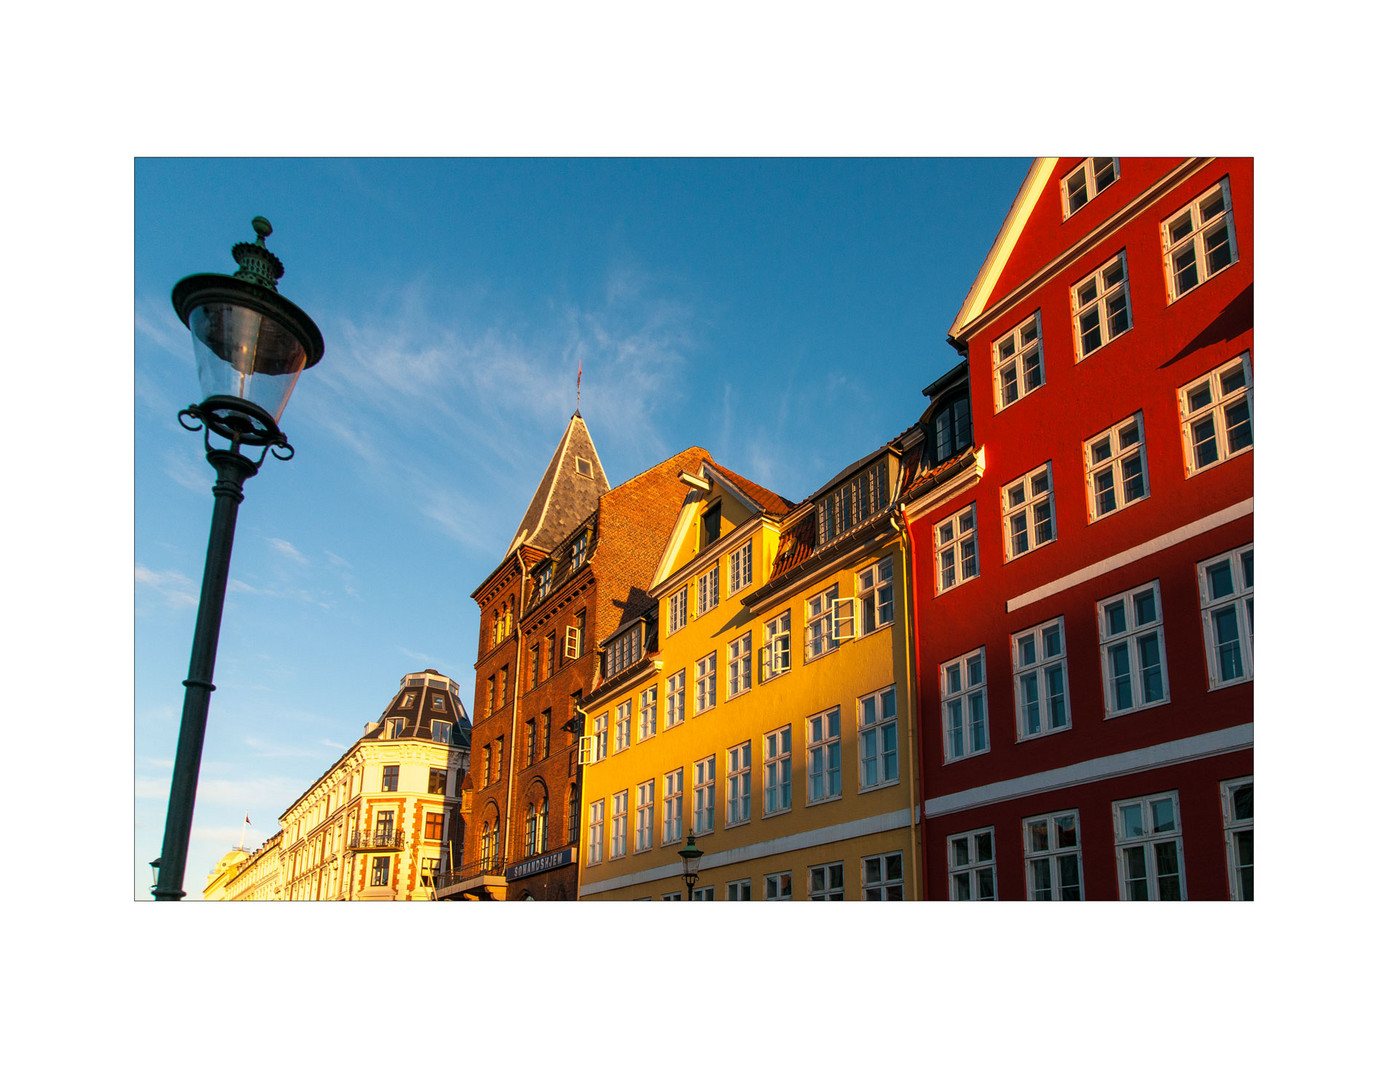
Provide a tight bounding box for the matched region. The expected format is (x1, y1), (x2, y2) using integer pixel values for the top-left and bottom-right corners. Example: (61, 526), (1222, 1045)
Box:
(570, 533), (587, 571)
(635, 780), (655, 853)
(535, 564), (552, 601)
(806, 706), (842, 804)
(808, 861), (845, 901)
(662, 768), (684, 845)
(728, 540), (753, 595)
(1023, 810), (1084, 900)
(1097, 582), (1169, 717)
(935, 504), (978, 594)
(1221, 777), (1253, 901)
(862, 851), (905, 900)
(763, 725), (792, 816)
(668, 585), (688, 635)
(762, 610), (791, 680)
(609, 790), (627, 859)
(586, 799), (604, 865)
(695, 652), (717, 714)
(591, 712), (609, 762)
(665, 669), (686, 729)
(941, 647), (989, 762)
(691, 885), (715, 901)
(1002, 462), (1055, 561)
(1162, 175), (1238, 302)
(1114, 792), (1185, 901)
(1198, 545), (1253, 689)
(693, 755), (716, 835)
(727, 631), (752, 698)
(1062, 157), (1118, 219)
(727, 879), (752, 901)
(638, 685), (659, 740)
(697, 565), (720, 617)
(1071, 251), (1131, 359)
(856, 556), (894, 635)
(614, 700), (631, 754)
(1179, 353), (1253, 477)
(563, 624), (581, 660)
(1012, 616), (1070, 740)
(765, 871), (793, 900)
(726, 741), (752, 826)
(804, 585), (839, 662)
(1085, 412), (1148, 521)
(858, 685), (898, 791)
(992, 310), (1045, 411)
(947, 827), (996, 901)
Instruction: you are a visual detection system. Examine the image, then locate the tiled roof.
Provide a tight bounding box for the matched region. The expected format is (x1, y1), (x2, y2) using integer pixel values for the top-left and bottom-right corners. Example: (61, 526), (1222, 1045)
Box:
(900, 447), (976, 504)
(705, 459), (797, 515)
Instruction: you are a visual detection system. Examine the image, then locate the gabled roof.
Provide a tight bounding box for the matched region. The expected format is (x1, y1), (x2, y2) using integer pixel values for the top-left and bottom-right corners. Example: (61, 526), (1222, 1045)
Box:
(507, 412), (610, 556)
(703, 460), (797, 516)
(948, 158), (1058, 342)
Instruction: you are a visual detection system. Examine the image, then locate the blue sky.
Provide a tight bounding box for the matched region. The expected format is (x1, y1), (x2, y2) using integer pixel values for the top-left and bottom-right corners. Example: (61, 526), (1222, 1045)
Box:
(133, 157), (1031, 897)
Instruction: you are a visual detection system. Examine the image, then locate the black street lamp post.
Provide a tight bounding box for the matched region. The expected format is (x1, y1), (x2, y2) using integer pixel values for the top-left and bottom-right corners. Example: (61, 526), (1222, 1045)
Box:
(678, 832), (704, 901)
(151, 218), (323, 901)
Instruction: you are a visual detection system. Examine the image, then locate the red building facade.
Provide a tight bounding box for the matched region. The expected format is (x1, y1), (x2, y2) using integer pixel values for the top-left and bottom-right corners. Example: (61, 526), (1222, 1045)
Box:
(905, 158), (1253, 900)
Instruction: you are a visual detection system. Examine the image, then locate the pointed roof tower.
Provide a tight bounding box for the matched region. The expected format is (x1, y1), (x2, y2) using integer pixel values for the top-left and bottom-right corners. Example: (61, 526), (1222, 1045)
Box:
(507, 411), (610, 555)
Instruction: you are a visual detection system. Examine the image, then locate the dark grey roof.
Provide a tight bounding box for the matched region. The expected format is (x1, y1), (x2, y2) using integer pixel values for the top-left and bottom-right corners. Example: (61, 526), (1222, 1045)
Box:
(507, 412), (610, 556)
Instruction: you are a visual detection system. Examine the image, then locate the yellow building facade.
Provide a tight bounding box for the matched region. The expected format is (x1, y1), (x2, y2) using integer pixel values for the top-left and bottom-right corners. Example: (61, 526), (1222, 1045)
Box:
(577, 442), (924, 900)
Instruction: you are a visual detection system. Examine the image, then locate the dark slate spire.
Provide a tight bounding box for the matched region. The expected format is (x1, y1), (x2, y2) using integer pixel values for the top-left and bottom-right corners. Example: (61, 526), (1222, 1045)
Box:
(507, 412), (609, 555)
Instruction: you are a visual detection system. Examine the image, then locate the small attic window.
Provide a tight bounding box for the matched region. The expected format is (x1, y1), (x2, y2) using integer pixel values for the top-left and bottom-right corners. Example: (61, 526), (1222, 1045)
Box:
(576, 457), (593, 477)
(701, 502), (722, 547)
(431, 693), (446, 711)
(401, 692), (415, 708)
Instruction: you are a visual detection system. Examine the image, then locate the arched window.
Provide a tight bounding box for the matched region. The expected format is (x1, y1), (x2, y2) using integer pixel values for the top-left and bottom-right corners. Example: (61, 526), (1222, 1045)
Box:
(568, 784), (580, 846)
(525, 803), (538, 856)
(537, 797), (549, 854)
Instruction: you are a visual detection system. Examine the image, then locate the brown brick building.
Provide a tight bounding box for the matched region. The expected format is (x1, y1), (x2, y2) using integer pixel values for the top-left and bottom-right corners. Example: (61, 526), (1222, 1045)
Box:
(438, 409), (708, 899)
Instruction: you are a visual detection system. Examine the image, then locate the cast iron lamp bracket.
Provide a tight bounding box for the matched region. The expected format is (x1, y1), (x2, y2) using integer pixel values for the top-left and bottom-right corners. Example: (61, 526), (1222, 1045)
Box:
(179, 395), (295, 464)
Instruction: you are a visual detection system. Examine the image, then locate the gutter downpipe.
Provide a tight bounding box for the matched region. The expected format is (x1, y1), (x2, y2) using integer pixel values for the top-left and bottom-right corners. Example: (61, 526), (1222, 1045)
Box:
(890, 506), (924, 901)
(501, 550), (528, 891)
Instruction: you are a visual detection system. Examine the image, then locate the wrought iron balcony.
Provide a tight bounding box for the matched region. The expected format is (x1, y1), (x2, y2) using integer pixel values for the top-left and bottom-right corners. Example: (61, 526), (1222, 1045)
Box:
(432, 855), (506, 897)
(348, 828), (405, 851)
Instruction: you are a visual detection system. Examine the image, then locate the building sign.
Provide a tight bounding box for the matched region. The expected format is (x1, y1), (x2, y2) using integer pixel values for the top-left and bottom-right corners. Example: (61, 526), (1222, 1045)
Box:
(505, 847), (575, 882)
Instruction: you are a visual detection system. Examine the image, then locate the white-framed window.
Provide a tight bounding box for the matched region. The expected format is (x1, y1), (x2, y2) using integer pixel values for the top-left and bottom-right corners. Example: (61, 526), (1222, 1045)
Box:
(863, 852), (905, 900)
(614, 700), (631, 753)
(1013, 617), (1070, 739)
(668, 585), (688, 635)
(697, 565), (720, 616)
(1002, 462), (1055, 560)
(1162, 176), (1237, 301)
(604, 623), (643, 678)
(635, 780), (655, 852)
(727, 879), (752, 901)
(691, 885), (715, 901)
(1024, 810), (1083, 900)
(808, 861), (845, 901)
(1199, 545), (1254, 689)
(727, 631), (752, 698)
(935, 504), (978, 594)
(1098, 582), (1168, 716)
(947, 827), (996, 901)
(804, 585), (839, 661)
(695, 652), (717, 713)
(817, 459), (890, 547)
(1179, 353), (1253, 477)
(592, 712), (609, 762)
(566, 612), (586, 660)
(1221, 777), (1253, 901)
(858, 685), (898, 791)
(693, 756), (715, 834)
(638, 685), (659, 740)
(941, 647), (989, 762)
(763, 610), (791, 680)
(665, 669), (686, 729)
(1085, 412), (1148, 521)
(1072, 251), (1131, 358)
(570, 533), (587, 571)
(662, 768), (684, 845)
(1062, 157), (1118, 218)
(765, 871), (793, 900)
(661, 892), (681, 901)
(1114, 792), (1185, 901)
(857, 557), (894, 634)
(764, 725), (792, 816)
(993, 311), (1045, 411)
(807, 707), (842, 803)
(586, 799), (604, 865)
(727, 741), (752, 825)
(729, 540), (753, 595)
(535, 564), (552, 601)
(610, 790), (628, 859)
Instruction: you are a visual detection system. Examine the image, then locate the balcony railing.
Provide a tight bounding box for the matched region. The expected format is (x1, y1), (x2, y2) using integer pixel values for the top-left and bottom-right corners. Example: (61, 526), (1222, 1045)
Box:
(347, 828), (405, 851)
(432, 856), (505, 892)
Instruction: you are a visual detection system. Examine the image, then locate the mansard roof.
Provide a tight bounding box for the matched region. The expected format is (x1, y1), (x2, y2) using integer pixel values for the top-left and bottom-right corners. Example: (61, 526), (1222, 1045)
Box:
(507, 411), (610, 556)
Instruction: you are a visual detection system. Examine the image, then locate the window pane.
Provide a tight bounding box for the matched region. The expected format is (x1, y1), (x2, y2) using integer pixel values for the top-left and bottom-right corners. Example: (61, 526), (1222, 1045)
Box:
(975, 831), (993, 862)
(1232, 784), (1253, 821)
(1120, 804), (1144, 839)
(1225, 400), (1252, 452)
(1133, 590), (1157, 625)
(1027, 820), (1049, 852)
(1030, 860), (1052, 900)
(1151, 798), (1176, 833)
(1206, 559), (1234, 599)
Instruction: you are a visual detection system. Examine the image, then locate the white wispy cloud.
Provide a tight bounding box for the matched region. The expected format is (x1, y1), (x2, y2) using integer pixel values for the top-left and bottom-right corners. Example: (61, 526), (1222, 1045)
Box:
(163, 449), (209, 494)
(135, 564), (198, 608)
(267, 537), (308, 563)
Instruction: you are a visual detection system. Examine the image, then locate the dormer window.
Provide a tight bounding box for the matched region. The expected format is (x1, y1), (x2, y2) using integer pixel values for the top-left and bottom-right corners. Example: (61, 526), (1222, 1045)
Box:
(604, 622), (645, 679)
(536, 564), (552, 601)
(431, 693), (445, 712)
(701, 503), (722, 547)
(817, 459), (890, 547)
(570, 533), (588, 571)
(932, 394), (972, 466)
(576, 457), (593, 478)
(401, 692), (415, 708)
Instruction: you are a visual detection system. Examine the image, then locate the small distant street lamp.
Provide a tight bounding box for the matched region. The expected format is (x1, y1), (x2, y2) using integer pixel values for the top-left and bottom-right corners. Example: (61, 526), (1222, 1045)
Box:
(151, 218), (324, 901)
(678, 832), (704, 901)
(148, 858), (160, 896)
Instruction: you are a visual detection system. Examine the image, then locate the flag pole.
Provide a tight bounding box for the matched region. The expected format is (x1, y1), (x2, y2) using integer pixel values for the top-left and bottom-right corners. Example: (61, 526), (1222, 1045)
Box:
(239, 812), (248, 851)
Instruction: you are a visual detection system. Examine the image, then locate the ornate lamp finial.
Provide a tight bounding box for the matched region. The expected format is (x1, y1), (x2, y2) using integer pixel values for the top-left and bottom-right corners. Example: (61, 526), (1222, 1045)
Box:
(231, 216), (286, 292)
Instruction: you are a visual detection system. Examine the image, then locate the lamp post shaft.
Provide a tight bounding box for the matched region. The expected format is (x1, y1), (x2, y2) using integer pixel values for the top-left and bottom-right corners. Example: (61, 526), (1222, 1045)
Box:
(153, 448), (260, 900)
